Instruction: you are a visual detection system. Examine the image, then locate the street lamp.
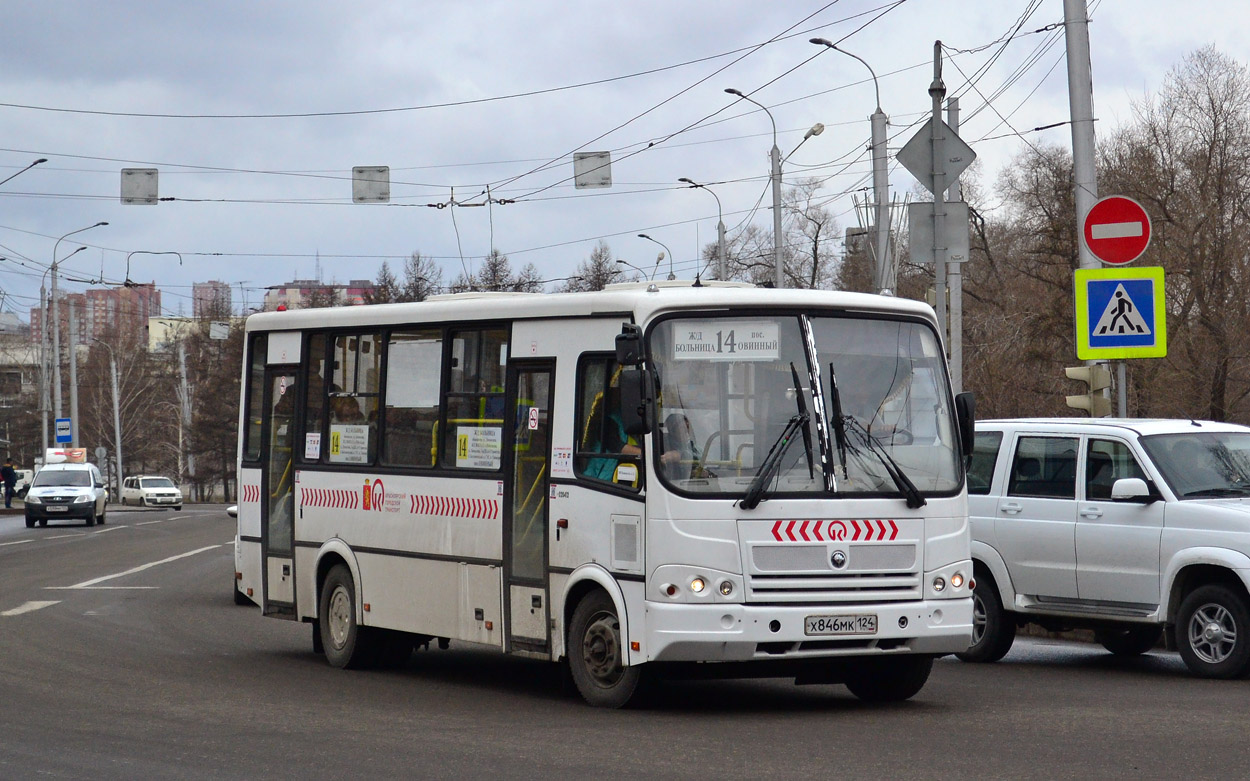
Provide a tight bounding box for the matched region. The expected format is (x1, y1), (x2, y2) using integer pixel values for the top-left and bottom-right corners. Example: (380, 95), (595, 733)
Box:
(40, 245), (85, 453)
(811, 37), (892, 294)
(615, 259), (652, 281)
(726, 88), (783, 288)
(91, 338), (124, 497)
(0, 157), (47, 189)
(678, 177), (727, 280)
(637, 234), (675, 281)
(51, 221), (108, 430)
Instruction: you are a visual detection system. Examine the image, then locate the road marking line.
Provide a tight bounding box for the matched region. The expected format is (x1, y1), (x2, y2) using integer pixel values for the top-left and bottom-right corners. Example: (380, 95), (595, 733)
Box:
(51, 586), (158, 591)
(2, 600), (61, 616)
(0, 539), (33, 548)
(46, 533), (86, 539)
(54, 544), (224, 589)
(135, 520), (166, 526)
(91, 526), (125, 534)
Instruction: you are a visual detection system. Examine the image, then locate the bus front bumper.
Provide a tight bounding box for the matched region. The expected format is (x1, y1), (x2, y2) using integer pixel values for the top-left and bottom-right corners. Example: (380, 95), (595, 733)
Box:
(643, 597), (973, 662)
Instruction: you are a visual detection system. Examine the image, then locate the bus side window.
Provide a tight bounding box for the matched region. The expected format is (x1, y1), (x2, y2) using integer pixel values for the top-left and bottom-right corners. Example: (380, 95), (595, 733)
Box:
(243, 333), (267, 463)
(442, 328), (509, 471)
(575, 355), (640, 488)
(383, 329), (443, 467)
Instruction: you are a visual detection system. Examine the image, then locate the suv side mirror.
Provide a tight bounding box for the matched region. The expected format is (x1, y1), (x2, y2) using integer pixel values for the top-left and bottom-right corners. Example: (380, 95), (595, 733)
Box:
(1111, 477), (1159, 504)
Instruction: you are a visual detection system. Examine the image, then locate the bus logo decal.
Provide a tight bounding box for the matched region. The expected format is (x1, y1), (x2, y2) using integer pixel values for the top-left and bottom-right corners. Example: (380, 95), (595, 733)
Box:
(769, 519), (898, 542)
(828, 521), (847, 541)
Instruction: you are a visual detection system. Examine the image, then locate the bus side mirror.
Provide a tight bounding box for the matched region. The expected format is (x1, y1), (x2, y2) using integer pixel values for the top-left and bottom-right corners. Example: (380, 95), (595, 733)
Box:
(955, 391), (975, 458)
(615, 324), (644, 366)
(619, 368), (653, 437)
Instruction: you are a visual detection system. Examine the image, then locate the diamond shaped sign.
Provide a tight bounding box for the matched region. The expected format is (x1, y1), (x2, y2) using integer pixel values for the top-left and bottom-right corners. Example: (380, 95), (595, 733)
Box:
(897, 118), (976, 194)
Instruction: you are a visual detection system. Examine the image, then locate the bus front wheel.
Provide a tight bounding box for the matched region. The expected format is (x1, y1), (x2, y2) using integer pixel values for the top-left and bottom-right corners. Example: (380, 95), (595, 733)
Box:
(319, 564), (376, 669)
(568, 591), (642, 708)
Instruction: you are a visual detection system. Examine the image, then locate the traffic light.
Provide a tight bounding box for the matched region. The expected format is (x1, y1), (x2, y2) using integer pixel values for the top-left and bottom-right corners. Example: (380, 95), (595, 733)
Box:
(1065, 364), (1112, 417)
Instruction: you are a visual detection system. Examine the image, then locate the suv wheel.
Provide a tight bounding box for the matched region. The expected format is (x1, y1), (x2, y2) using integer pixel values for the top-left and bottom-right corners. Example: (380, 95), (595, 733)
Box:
(956, 575), (1016, 663)
(1176, 585), (1250, 679)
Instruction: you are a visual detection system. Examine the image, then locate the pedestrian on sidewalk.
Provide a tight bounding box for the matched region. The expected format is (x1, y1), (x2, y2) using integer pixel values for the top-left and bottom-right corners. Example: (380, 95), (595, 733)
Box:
(2, 459), (17, 509)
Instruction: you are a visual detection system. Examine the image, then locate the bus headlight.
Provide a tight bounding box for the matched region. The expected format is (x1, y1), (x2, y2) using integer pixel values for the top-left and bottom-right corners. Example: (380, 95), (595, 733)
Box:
(718, 580), (734, 596)
(689, 577), (706, 594)
(950, 572), (965, 589)
(932, 576), (947, 593)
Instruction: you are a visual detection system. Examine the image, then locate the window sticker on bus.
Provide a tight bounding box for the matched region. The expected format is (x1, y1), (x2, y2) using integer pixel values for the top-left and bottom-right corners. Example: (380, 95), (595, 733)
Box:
(329, 425), (370, 464)
(456, 426), (502, 469)
(304, 432), (322, 460)
(616, 463), (638, 483)
(551, 447), (574, 478)
(672, 321), (780, 361)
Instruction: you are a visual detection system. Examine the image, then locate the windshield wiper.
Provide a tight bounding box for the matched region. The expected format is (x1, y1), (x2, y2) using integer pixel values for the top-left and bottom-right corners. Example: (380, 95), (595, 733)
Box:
(789, 362), (815, 481)
(739, 413), (807, 510)
(844, 416), (926, 509)
(1183, 487), (1250, 498)
(827, 362), (849, 479)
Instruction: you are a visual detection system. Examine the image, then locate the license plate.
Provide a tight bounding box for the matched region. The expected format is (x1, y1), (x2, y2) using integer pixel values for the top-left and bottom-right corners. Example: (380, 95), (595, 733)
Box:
(804, 614), (877, 636)
(46, 506), (68, 513)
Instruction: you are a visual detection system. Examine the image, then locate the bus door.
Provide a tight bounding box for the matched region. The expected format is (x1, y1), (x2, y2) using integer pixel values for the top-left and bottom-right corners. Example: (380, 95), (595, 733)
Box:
(262, 367), (298, 615)
(503, 361), (554, 655)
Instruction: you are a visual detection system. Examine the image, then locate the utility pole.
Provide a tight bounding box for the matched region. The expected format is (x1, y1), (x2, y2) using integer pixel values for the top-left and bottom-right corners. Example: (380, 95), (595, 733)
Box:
(1063, 0), (1117, 415)
(179, 342), (194, 484)
(947, 96), (964, 393)
(871, 104), (891, 295)
(109, 351), (123, 497)
(39, 287), (48, 456)
(929, 43), (948, 350)
(68, 303), (79, 446)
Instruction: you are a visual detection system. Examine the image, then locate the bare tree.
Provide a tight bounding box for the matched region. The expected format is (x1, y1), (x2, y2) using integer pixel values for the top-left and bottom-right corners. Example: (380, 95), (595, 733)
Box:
(560, 241), (631, 291)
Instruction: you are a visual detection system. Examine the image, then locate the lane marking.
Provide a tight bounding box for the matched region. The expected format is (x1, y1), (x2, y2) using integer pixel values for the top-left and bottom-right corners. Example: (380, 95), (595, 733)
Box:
(52, 544), (224, 589)
(91, 526), (125, 534)
(135, 520), (167, 526)
(2, 600), (61, 616)
(0, 539), (34, 548)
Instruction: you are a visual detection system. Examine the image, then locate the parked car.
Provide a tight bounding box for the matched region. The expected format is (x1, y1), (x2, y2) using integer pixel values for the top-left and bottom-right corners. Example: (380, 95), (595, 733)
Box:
(14, 469), (33, 498)
(24, 462), (109, 527)
(121, 475), (184, 509)
(961, 418), (1250, 679)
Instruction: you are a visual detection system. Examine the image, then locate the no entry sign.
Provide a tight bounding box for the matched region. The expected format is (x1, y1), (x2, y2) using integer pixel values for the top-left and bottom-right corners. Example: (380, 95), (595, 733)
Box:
(1083, 195), (1151, 265)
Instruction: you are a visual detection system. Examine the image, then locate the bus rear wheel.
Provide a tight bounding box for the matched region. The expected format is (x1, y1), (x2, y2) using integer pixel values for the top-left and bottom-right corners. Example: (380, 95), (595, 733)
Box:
(319, 564), (376, 669)
(568, 591), (642, 708)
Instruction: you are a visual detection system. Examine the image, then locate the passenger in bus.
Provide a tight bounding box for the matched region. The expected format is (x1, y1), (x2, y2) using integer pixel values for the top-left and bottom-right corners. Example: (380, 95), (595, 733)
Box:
(331, 396), (367, 424)
(584, 386), (640, 482)
(661, 413), (701, 479)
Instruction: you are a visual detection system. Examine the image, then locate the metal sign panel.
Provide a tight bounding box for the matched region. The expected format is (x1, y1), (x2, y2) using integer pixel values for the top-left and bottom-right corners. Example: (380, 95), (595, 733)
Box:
(897, 118), (975, 193)
(120, 168), (159, 204)
(55, 418), (72, 444)
(573, 152), (612, 189)
(1075, 266), (1167, 359)
(1083, 195), (1151, 265)
(908, 201), (970, 266)
(352, 166), (390, 203)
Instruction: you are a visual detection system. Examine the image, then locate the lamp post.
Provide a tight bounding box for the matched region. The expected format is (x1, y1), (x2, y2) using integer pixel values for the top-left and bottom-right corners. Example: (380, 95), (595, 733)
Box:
(92, 339), (124, 497)
(615, 259), (652, 281)
(0, 157), (47, 189)
(725, 88), (783, 288)
(41, 245), (85, 451)
(811, 37), (892, 294)
(51, 221), (108, 425)
(637, 234), (675, 281)
(678, 177), (727, 280)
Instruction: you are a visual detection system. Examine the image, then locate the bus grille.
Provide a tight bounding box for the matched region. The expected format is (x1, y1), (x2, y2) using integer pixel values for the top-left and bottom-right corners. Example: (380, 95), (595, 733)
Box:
(746, 572), (921, 603)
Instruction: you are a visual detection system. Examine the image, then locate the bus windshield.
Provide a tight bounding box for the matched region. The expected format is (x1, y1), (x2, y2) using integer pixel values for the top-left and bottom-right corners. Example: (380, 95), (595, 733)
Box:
(651, 313), (961, 499)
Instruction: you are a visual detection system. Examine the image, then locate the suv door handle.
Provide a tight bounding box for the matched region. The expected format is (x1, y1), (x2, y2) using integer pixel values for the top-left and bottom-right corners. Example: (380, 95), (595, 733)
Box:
(1000, 502), (1023, 514)
(1080, 506), (1103, 519)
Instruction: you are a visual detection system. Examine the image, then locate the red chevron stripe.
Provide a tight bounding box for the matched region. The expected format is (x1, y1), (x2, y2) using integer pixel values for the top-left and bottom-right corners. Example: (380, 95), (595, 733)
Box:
(799, 520), (810, 541)
(876, 519), (887, 540)
(888, 519), (898, 540)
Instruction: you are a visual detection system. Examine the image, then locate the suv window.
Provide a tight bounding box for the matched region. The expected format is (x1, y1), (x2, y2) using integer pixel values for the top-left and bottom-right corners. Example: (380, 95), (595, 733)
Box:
(1085, 439), (1147, 500)
(968, 431), (1003, 495)
(1008, 436), (1078, 499)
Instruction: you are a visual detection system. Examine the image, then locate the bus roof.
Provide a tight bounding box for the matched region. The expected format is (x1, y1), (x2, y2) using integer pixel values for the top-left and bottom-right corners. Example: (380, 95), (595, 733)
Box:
(244, 281), (937, 333)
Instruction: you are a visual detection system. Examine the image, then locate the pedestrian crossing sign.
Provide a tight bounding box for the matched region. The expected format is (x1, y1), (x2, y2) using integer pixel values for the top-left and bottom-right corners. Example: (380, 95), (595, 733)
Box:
(1074, 266), (1166, 359)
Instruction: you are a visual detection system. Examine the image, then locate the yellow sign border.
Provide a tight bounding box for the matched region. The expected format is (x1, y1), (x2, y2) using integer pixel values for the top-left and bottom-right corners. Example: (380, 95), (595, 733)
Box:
(1074, 266), (1167, 360)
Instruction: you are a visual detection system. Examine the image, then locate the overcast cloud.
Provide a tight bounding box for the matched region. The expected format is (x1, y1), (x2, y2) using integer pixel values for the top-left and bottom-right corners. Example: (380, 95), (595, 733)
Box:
(0, 0), (1244, 317)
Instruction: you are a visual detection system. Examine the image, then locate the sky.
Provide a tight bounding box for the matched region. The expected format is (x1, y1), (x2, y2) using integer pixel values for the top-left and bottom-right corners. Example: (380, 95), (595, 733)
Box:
(0, 0), (1244, 320)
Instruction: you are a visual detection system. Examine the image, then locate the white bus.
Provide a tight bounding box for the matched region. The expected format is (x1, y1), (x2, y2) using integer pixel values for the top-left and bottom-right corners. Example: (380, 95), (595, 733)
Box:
(233, 281), (976, 706)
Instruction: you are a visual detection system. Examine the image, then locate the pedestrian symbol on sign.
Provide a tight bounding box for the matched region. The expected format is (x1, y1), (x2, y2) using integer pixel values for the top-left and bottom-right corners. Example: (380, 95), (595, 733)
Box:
(1093, 286), (1150, 336)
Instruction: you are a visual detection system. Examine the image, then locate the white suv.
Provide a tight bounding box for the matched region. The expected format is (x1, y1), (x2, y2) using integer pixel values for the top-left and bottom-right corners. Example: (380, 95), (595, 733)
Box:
(961, 418), (1250, 679)
(121, 475), (184, 509)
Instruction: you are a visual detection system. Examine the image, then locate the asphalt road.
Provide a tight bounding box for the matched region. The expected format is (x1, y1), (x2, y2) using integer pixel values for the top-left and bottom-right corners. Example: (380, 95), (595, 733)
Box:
(1, 506), (1246, 780)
